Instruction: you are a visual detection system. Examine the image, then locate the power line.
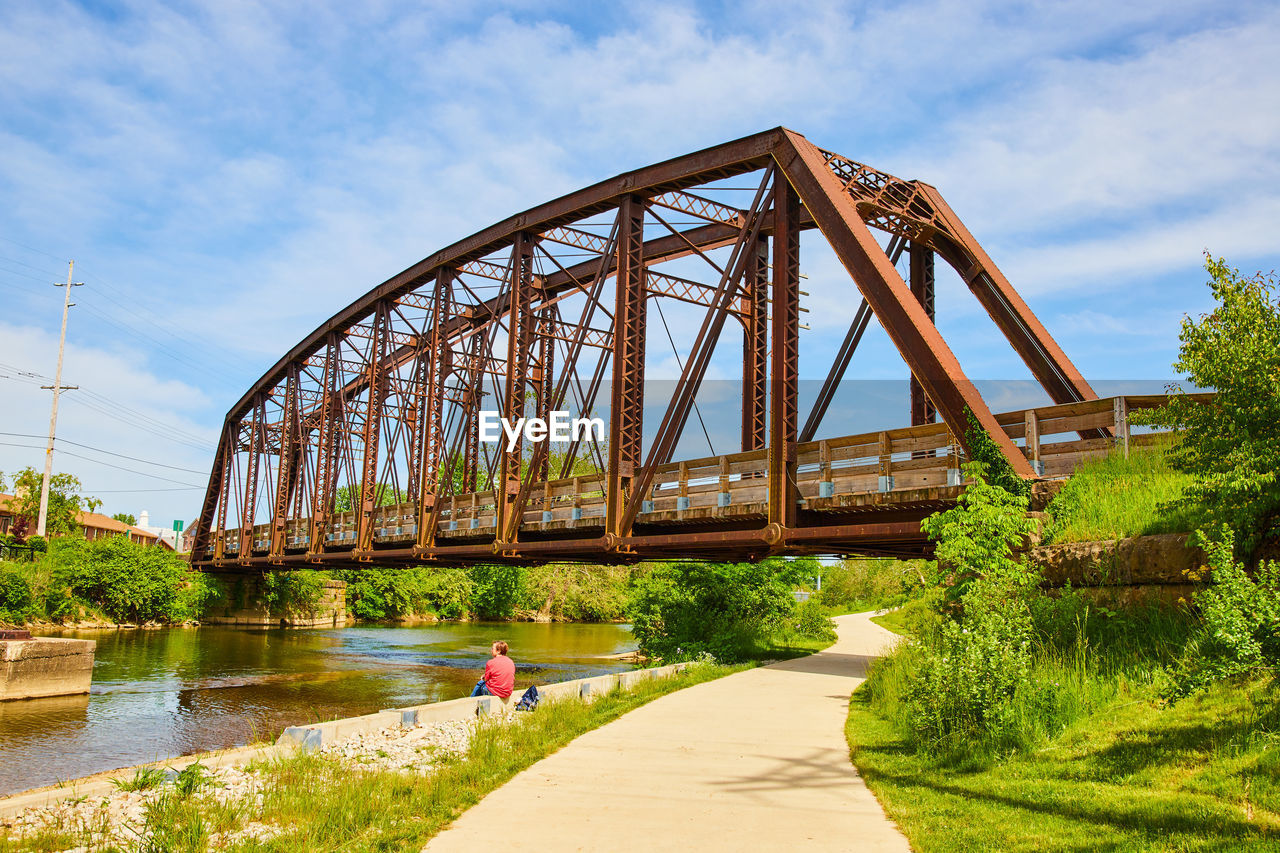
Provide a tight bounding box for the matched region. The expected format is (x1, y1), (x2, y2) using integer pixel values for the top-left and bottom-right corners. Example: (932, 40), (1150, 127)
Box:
(0, 361), (214, 450)
(90, 487), (205, 493)
(0, 441), (203, 488)
(0, 432), (207, 473)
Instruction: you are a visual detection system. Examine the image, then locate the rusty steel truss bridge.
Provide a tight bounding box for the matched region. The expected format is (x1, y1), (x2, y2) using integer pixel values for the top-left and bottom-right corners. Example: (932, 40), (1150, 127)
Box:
(190, 128), (1171, 571)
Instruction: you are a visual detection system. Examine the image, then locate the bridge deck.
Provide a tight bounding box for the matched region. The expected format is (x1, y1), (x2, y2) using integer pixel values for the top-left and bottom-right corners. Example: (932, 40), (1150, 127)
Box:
(197, 395), (1172, 569)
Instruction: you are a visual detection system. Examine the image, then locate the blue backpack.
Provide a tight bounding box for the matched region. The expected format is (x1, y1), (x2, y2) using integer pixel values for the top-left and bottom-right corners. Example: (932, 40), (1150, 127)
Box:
(514, 685), (540, 711)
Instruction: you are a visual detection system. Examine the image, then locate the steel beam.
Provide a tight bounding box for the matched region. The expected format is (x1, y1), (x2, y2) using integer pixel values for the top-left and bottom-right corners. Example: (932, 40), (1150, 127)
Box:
(768, 179), (800, 528)
(772, 130), (1036, 478)
(909, 242), (938, 427)
(606, 196), (646, 538)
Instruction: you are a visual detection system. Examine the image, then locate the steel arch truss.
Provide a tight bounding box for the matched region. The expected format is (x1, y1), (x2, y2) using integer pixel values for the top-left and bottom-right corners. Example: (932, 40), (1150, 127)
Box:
(191, 128), (1100, 570)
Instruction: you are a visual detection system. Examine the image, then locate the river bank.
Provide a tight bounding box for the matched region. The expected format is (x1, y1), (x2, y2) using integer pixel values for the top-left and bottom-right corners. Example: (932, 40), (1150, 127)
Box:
(0, 661), (730, 852)
(0, 621), (638, 796)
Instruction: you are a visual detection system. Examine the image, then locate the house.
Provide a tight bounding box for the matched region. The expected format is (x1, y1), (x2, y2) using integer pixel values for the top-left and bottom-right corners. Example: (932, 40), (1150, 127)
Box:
(0, 494), (167, 547)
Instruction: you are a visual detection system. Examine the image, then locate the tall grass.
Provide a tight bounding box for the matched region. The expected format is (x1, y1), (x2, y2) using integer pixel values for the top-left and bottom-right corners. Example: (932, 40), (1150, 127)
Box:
(1045, 439), (1200, 544)
(863, 592), (1199, 764)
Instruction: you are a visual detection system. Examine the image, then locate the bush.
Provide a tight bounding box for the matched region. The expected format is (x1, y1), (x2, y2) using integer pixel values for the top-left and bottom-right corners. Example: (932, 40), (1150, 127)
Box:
(1168, 525), (1280, 699)
(339, 568), (445, 621)
(520, 563), (629, 622)
(258, 570), (327, 618)
(900, 462), (1043, 753)
(0, 567), (33, 622)
(626, 560), (801, 662)
(818, 558), (924, 612)
(26, 535), (46, 553)
(44, 536), (188, 623)
(794, 597), (837, 641)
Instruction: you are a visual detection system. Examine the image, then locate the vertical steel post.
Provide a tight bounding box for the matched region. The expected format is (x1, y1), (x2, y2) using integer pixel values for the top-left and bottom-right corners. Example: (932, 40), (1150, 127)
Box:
(237, 397), (266, 560)
(356, 302), (389, 554)
(742, 237), (769, 452)
(768, 179), (800, 528)
(307, 332), (343, 556)
(909, 242), (937, 428)
(416, 271), (451, 548)
(269, 366), (300, 558)
(534, 307), (555, 482)
(606, 195), (646, 538)
(496, 234), (535, 545)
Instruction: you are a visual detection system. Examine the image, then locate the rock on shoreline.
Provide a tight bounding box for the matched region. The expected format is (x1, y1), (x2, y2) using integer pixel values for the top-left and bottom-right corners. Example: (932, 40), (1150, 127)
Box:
(1, 714), (515, 850)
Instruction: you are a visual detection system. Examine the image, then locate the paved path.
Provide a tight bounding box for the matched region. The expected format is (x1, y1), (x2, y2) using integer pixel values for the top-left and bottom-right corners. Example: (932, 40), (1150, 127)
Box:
(426, 612), (911, 852)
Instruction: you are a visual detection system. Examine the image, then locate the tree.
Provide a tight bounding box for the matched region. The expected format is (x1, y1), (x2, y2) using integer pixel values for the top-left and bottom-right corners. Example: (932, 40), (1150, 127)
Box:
(6, 467), (100, 536)
(112, 512), (138, 526)
(333, 483), (405, 513)
(626, 559), (803, 662)
(1138, 256), (1280, 556)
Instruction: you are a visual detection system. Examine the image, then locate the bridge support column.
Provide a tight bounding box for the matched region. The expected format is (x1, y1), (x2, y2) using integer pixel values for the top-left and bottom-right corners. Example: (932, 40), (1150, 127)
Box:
(606, 196), (647, 539)
(768, 179), (800, 529)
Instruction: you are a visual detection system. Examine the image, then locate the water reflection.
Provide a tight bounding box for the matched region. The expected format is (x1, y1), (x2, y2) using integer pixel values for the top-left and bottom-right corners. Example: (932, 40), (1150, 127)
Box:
(0, 622), (634, 795)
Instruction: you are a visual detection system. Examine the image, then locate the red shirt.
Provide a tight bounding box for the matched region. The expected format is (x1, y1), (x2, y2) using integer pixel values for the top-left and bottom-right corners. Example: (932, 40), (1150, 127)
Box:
(483, 655), (515, 698)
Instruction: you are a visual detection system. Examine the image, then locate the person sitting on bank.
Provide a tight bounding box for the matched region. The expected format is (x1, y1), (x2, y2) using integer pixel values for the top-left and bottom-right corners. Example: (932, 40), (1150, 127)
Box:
(470, 641), (515, 699)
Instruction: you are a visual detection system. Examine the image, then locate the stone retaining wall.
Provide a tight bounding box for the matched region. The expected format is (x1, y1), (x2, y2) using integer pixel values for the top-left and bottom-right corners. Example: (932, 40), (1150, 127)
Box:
(202, 576), (349, 628)
(1029, 532), (1204, 608)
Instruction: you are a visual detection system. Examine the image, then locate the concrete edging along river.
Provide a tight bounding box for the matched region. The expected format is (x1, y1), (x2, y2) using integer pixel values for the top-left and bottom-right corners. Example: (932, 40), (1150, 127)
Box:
(0, 620), (637, 796)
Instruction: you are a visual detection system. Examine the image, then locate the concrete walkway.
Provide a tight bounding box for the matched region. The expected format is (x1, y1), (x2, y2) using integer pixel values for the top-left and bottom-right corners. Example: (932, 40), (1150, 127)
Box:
(426, 612), (911, 852)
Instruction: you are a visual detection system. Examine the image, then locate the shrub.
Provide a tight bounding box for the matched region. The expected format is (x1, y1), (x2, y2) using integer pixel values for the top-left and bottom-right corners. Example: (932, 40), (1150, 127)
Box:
(44, 536), (187, 623)
(25, 534), (46, 553)
(1136, 256), (1280, 556)
(520, 563), (630, 622)
(817, 558), (924, 611)
(794, 597), (837, 641)
(904, 612), (1034, 753)
(626, 560), (801, 662)
(258, 570), (327, 618)
(1168, 525), (1280, 699)
(339, 568), (445, 621)
(902, 462), (1044, 753)
(0, 567), (33, 622)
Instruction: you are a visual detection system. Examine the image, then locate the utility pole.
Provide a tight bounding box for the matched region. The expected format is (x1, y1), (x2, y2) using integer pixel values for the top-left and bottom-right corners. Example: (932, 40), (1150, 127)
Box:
(37, 260), (82, 537)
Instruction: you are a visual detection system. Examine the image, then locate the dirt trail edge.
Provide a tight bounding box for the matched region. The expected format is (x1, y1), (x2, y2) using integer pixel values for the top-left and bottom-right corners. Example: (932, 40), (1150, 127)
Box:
(426, 611), (911, 852)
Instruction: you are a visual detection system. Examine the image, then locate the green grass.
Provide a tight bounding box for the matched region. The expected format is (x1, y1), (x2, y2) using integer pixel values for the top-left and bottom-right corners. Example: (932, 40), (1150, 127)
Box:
(850, 596), (1280, 850)
(1045, 440), (1200, 544)
(870, 597), (933, 636)
(2, 663), (745, 853)
(846, 676), (1280, 851)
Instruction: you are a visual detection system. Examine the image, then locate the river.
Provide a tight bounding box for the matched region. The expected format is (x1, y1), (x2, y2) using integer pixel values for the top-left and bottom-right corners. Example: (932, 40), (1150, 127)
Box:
(0, 621), (636, 796)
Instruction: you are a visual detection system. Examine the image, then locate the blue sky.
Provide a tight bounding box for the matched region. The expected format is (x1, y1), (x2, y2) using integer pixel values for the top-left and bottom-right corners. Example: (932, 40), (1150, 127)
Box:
(1, 0), (1278, 527)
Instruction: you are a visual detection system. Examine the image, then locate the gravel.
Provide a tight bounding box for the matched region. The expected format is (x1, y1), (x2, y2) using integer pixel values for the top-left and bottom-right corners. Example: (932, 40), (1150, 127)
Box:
(1, 714), (516, 850)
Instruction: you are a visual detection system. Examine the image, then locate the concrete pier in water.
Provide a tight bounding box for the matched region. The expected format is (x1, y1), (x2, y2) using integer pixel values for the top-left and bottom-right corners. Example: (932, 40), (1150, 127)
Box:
(0, 636), (96, 701)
